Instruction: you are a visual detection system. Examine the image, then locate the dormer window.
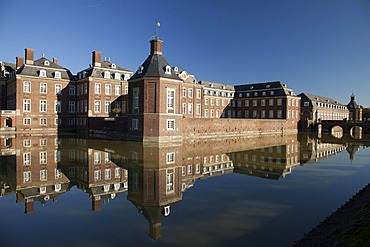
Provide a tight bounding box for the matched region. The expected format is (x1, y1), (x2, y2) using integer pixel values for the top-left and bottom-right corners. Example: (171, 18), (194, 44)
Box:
(262, 92), (266, 96)
(114, 73), (120, 80)
(111, 63), (116, 69)
(239, 93), (242, 97)
(266, 85), (270, 88)
(165, 65), (171, 75)
(44, 61), (49, 66)
(54, 71), (61, 79)
(39, 70), (46, 77)
(174, 67), (179, 72)
(124, 74), (130, 80)
(270, 91), (274, 96)
(104, 71), (110, 79)
(250, 86), (254, 89)
(254, 92), (258, 96)
(138, 66), (144, 74)
(210, 84), (214, 88)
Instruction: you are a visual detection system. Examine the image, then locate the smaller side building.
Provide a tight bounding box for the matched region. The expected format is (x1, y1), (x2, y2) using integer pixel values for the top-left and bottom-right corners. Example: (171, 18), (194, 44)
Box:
(299, 92), (349, 131)
(347, 94), (362, 121)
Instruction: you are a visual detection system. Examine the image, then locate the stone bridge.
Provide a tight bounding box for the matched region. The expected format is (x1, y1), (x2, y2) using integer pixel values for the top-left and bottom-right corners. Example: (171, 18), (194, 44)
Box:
(319, 120), (370, 135)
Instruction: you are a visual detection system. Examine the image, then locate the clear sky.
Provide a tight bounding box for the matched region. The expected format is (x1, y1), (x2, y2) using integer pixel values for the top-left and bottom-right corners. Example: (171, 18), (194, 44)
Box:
(1, 0), (370, 106)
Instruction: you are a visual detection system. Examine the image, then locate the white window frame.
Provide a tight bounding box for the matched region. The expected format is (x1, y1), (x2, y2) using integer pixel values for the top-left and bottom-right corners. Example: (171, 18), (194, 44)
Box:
(23, 81), (31, 93)
(167, 119), (175, 130)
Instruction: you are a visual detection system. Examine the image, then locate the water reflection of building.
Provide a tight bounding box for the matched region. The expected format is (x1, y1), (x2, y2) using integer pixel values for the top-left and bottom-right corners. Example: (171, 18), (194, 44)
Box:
(1, 133), (366, 241)
(58, 138), (129, 211)
(230, 135), (300, 179)
(299, 134), (346, 165)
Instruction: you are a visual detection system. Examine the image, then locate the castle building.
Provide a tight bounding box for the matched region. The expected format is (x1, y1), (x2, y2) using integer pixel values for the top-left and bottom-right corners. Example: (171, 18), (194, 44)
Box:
(347, 93), (362, 121)
(68, 51), (133, 134)
(0, 36), (302, 141)
(299, 92), (349, 130)
(2, 48), (74, 133)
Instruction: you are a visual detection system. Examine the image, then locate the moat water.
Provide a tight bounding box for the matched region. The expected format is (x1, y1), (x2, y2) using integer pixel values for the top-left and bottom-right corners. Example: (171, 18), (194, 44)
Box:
(0, 133), (370, 247)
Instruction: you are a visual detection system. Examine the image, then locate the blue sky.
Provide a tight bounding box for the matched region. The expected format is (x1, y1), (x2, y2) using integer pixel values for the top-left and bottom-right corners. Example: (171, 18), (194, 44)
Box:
(1, 0), (370, 106)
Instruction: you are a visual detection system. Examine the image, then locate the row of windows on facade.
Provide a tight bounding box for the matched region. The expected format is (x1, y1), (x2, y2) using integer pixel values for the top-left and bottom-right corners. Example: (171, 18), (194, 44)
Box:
(78, 70), (130, 81)
(315, 111), (349, 120)
(235, 91), (276, 98)
(23, 150), (60, 165)
(235, 155), (299, 168)
(37, 69), (62, 79)
(22, 81), (128, 96)
(304, 101), (348, 110)
(315, 147), (346, 159)
(23, 117), (61, 126)
(22, 99), (123, 115)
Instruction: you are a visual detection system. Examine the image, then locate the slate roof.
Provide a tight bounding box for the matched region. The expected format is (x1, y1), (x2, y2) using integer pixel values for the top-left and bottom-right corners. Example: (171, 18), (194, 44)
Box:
(299, 92), (346, 107)
(199, 80), (235, 91)
(234, 81), (297, 98)
(347, 95), (361, 109)
(17, 58), (74, 80)
(77, 60), (133, 80)
(129, 53), (181, 81)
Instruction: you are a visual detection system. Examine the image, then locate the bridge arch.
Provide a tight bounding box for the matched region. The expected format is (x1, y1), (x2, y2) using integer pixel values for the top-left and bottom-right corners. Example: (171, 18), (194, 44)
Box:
(348, 125), (362, 139)
(330, 125), (343, 138)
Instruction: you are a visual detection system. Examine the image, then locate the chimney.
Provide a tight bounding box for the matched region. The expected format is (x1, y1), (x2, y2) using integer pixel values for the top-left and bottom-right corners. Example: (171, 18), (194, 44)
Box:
(92, 51), (101, 67)
(25, 48), (34, 65)
(16, 56), (24, 69)
(53, 57), (58, 64)
(150, 39), (163, 55)
(25, 199), (34, 214)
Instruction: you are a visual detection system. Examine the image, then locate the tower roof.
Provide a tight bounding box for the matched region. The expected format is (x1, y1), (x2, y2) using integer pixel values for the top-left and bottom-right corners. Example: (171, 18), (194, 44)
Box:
(129, 39), (181, 81)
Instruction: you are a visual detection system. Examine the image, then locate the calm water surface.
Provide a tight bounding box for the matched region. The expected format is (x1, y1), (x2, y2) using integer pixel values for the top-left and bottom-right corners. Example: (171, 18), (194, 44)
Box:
(0, 134), (369, 247)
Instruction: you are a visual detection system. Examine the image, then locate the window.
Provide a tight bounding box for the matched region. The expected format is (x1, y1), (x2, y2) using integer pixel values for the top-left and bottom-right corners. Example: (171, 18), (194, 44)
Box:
(269, 99), (274, 106)
(277, 110), (282, 118)
(105, 101), (111, 113)
(182, 103), (186, 114)
(204, 109), (208, 117)
(138, 66), (144, 74)
(40, 139), (47, 146)
(104, 71), (110, 79)
(166, 152), (175, 163)
(196, 89), (201, 98)
(167, 119), (175, 130)
(133, 87), (139, 111)
(304, 102), (309, 107)
(23, 171), (31, 183)
(269, 110), (274, 118)
(69, 101), (75, 113)
(94, 100), (101, 112)
(132, 119), (139, 130)
(165, 65), (171, 74)
(115, 168), (121, 178)
(24, 139), (31, 147)
(114, 73), (120, 80)
(105, 169), (111, 180)
(166, 169), (174, 192)
(261, 110), (265, 118)
(39, 70), (46, 77)
(24, 118), (31, 125)
(254, 92), (258, 96)
(270, 91), (275, 96)
(23, 99), (31, 112)
(253, 110), (257, 118)
(55, 184), (61, 192)
(216, 99), (220, 106)
(105, 84), (111, 95)
(245, 100), (249, 107)
(115, 85), (121, 95)
(188, 103), (193, 114)
(54, 71), (61, 79)
(40, 151), (47, 164)
(253, 100), (257, 107)
(188, 88), (193, 98)
(69, 85), (75, 95)
(94, 152), (101, 164)
(182, 87), (186, 97)
(167, 89), (175, 113)
(196, 104), (201, 115)
(95, 83), (101, 94)
(277, 99), (282, 106)
(40, 100), (47, 112)
(94, 170), (101, 181)
(205, 98), (208, 105)
(261, 99), (266, 106)
(40, 83), (47, 93)
(24, 152), (31, 165)
(55, 84), (62, 95)
(24, 81), (31, 92)
(40, 169), (47, 181)
(55, 168), (62, 179)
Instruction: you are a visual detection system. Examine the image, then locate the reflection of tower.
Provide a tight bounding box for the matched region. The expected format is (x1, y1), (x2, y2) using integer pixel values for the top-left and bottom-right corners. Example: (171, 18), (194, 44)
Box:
(127, 144), (182, 241)
(346, 144), (361, 161)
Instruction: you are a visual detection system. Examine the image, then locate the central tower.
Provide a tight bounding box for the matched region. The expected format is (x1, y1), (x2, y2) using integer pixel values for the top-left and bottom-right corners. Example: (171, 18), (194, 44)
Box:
(127, 35), (183, 142)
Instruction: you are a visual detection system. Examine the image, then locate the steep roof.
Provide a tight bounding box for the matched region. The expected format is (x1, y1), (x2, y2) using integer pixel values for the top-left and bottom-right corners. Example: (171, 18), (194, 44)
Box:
(17, 58), (74, 80)
(77, 60), (133, 80)
(199, 80), (235, 91)
(299, 92), (346, 106)
(234, 81), (297, 97)
(129, 54), (181, 81)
